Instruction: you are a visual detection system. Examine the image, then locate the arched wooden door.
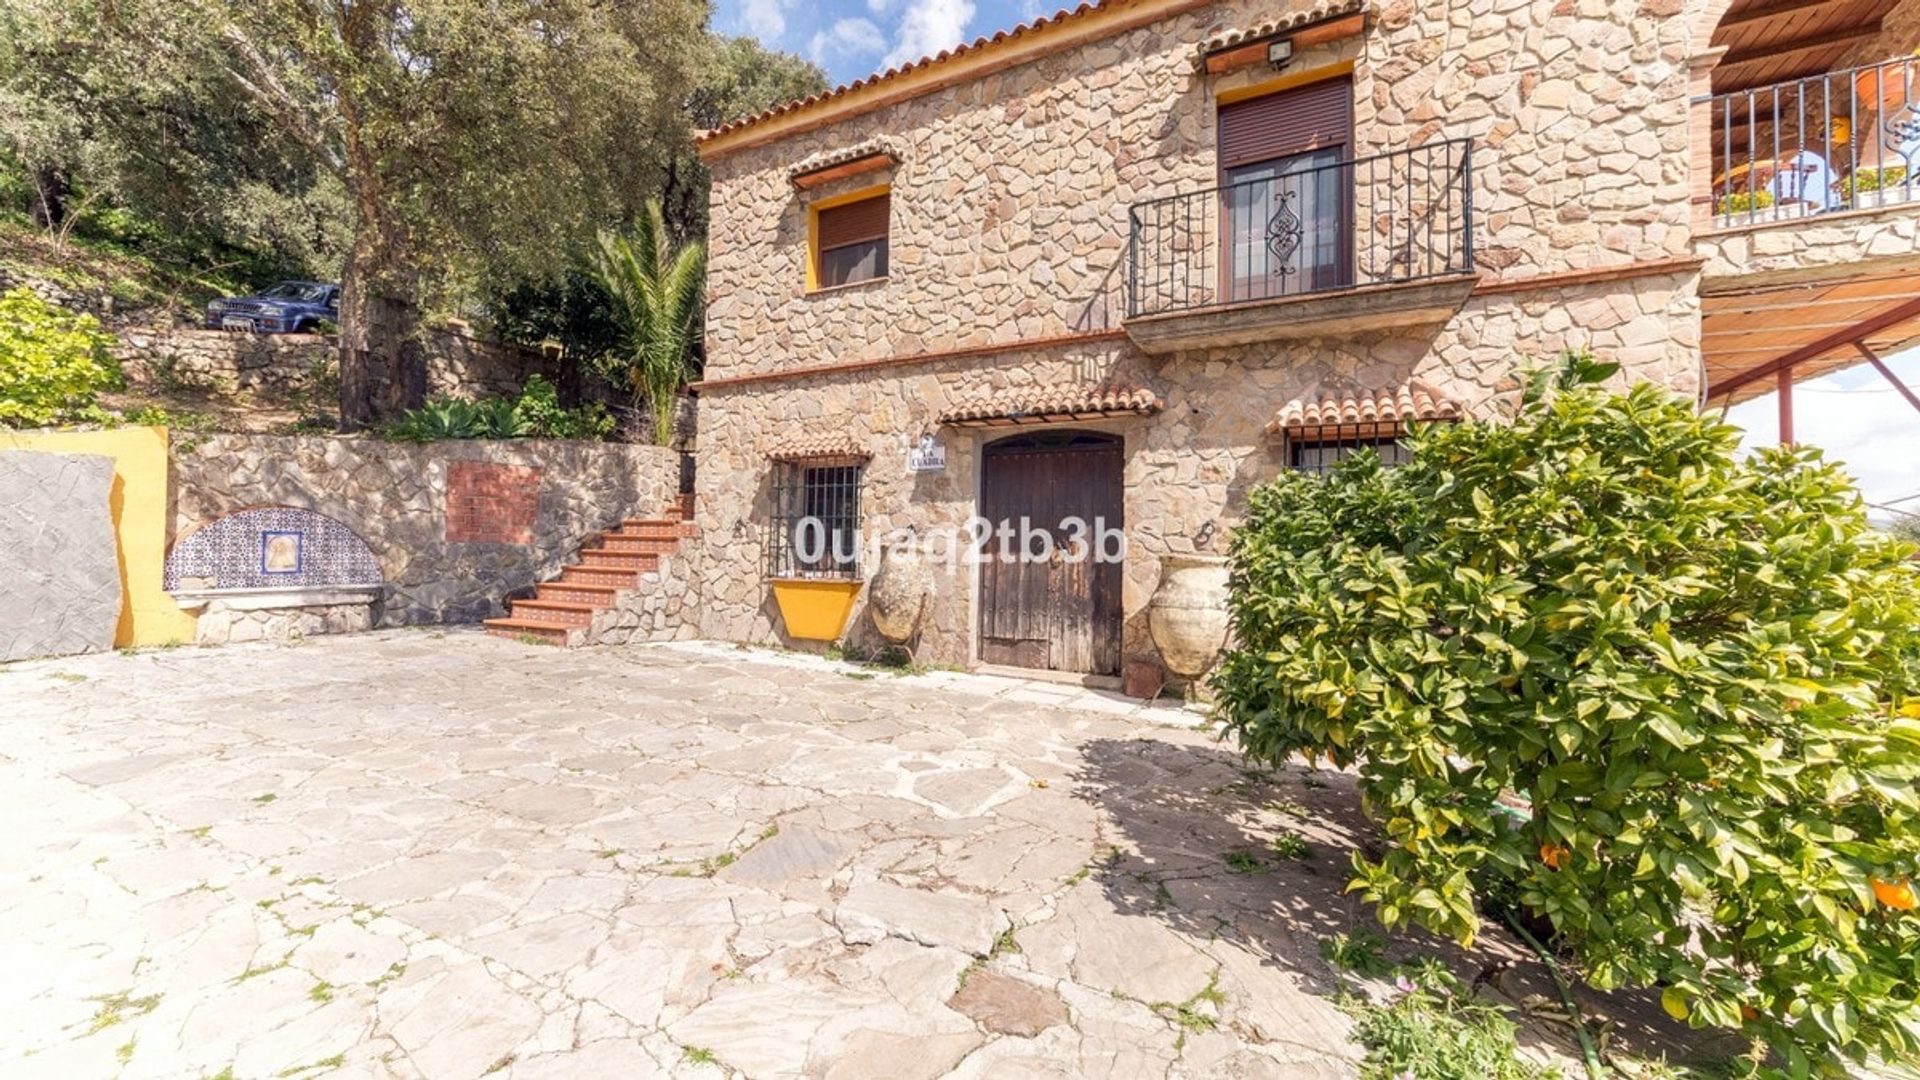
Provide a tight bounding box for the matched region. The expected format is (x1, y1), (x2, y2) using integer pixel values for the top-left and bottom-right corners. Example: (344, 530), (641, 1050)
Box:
(977, 431), (1124, 675)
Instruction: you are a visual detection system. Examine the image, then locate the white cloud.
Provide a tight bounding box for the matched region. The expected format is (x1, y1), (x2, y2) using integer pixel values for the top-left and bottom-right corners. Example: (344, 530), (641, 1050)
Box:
(810, 17), (888, 66)
(1727, 346), (1920, 516)
(739, 0), (794, 42)
(867, 0), (896, 14)
(883, 0), (977, 68)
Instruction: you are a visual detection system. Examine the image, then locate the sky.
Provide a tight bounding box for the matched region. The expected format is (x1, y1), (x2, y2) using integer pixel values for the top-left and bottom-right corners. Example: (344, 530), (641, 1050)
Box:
(715, 0), (1036, 84)
(1727, 344), (1920, 524)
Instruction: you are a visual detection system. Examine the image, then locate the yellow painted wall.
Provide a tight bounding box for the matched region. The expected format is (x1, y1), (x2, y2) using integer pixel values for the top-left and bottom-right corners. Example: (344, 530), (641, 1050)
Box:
(0, 425), (196, 647)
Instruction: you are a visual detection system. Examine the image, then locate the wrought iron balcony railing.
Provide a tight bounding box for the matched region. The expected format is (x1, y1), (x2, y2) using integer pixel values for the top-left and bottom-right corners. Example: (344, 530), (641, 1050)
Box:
(1709, 55), (1920, 228)
(1125, 139), (1476, 320)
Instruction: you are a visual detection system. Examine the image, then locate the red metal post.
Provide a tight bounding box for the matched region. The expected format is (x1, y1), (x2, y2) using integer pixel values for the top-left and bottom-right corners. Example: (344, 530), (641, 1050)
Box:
(1777, 366), (1795, 446)
(1854, 342), (1920, 418)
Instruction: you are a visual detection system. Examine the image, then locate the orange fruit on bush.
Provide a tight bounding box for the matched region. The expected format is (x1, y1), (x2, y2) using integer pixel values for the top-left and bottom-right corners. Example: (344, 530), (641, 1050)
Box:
(1872, 877), (1917, 911)
(1741, 1005), (1759, 1021)
(1539, 843), (1570, 870)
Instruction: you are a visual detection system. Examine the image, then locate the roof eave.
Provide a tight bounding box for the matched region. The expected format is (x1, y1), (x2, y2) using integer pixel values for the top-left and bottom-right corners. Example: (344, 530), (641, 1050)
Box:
(695, 0), (1211, 162)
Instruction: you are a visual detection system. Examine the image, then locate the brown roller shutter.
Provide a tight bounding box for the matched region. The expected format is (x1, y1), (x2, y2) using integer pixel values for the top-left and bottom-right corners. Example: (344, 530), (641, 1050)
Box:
(816, 193), (890, 249)
(1218, 77), (1353, 170)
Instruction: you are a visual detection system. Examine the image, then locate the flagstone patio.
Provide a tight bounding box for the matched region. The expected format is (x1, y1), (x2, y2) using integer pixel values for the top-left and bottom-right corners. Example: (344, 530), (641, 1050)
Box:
(0, 631), (1678, 1078)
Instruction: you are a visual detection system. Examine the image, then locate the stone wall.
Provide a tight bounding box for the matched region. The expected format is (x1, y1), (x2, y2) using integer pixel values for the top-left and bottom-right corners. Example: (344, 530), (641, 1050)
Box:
(169, 435), (680, 627)
(703, 0), (1701, 382)
(692, 268), (1702, 668)
(1697, 201), (1920, 286)
(192, 599), (375, 647)
(114, 326), (560, 402)
(690, 0), (1710, 672)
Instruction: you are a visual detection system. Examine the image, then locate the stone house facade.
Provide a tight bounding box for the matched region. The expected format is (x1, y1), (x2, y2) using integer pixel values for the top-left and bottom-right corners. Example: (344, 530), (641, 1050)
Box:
(687, 0), (1919, 680)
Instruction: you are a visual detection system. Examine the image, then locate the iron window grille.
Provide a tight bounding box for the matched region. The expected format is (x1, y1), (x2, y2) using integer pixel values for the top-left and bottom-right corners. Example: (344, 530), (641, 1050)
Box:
(769, 460), (864, 579)
(1286, 433), (1414, 474)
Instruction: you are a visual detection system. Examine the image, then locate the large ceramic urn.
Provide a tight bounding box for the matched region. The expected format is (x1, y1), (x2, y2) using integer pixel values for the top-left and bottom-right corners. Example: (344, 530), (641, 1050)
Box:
(1147, 555), (1231, 678)
(868, 545), (933, 644)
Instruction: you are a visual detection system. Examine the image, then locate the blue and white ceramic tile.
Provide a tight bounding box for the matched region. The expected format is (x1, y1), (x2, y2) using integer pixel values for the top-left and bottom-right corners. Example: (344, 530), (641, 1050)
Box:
(165, 507), (381, 590)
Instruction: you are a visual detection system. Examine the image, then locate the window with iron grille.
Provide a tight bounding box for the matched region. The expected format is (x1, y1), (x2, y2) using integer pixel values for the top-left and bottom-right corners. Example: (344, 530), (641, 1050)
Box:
(1287, 435), (1412, 475)
(769, 461), (864, 579)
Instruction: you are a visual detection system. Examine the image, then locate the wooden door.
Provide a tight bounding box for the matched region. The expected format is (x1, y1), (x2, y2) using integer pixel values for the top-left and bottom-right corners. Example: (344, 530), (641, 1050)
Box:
(977, 431), (1124, 675)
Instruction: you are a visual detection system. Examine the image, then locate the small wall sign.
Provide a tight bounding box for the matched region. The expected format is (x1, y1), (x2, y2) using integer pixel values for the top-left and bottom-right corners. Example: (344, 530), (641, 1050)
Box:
(907, 435), (947, 473)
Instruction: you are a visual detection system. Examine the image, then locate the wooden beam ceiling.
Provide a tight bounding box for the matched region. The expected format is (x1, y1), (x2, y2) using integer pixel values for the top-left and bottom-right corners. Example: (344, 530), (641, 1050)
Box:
(1708, 0), (1901, 94)
(1708, 293), (1920, 400)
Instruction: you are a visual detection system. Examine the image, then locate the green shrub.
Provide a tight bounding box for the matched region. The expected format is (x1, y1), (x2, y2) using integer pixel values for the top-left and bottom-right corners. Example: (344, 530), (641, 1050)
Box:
(0, 287), (123, 427)
(1841, 166), (1910, 199)
(1716, 189), (1774, 216)
(386, 396), (488, 441)
(1347, 962), (1560, 1080)
(1214, 354), (1920, 1076)
(385, 377), (607, 442)
(512, 374), (612, 440)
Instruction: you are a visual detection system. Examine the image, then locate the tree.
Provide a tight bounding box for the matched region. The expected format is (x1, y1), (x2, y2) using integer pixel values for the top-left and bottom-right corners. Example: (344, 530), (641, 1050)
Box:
(0, 0), (347, 279)
(10, 0), (707, 428)
(660, 35), (829, 242)
(1213, 356), (1920, 1075)
(589, 204), (705, 446)
(482, 32), (821, 400)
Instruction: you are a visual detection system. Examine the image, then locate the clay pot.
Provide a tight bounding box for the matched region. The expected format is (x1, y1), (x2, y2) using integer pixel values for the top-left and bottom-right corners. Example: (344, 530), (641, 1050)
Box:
(1147, 554), (1231, 678)
(868, 545), (933, 644)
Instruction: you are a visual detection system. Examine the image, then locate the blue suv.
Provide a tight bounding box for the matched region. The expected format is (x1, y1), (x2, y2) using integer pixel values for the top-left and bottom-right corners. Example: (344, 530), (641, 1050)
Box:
(204, 281), (339, 333)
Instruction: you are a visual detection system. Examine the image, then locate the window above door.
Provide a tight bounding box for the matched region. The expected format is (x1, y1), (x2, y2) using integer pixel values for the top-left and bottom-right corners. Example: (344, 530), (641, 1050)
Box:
(808, 186), (890, 292)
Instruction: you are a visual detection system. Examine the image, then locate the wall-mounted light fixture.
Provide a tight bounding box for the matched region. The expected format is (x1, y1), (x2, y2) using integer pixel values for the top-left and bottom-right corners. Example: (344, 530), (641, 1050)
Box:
(1267, 39), (1293, 71)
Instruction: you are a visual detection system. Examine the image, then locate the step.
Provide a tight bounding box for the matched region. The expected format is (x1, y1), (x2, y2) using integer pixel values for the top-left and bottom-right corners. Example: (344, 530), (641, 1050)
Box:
(598, 535), (680, 555)
(670, 493), (696, 521)
(578, 548), (661, 571)
(483, 617), (574, 645)
(508, 599), (599, 627)
(619, 519), (699, 539)
(536, 582), (621, 606)
(561, 565), (641, 587)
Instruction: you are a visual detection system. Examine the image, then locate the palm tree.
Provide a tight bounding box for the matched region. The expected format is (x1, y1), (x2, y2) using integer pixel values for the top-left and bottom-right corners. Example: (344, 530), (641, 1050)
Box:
(588, 202), (705, 445)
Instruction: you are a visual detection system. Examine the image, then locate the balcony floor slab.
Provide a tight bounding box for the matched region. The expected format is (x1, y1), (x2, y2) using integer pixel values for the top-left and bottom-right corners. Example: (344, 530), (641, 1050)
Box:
(1123, 272), (1481, 354)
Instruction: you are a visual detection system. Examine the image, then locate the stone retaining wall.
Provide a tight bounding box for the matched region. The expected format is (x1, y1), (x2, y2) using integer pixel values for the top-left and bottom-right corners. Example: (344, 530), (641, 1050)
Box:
(169, 435), (680, 627)
(114, 326), (559, 402)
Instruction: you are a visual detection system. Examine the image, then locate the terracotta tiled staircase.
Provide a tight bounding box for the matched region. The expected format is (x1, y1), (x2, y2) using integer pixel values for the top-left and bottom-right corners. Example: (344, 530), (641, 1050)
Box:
(483, 493), (697, 646)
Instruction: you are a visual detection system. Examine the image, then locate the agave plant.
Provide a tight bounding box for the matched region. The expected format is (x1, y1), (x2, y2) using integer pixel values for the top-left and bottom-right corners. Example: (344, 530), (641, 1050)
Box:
(476, 396), (531, 439)
(389, 396), (486, 441)
(588, 202), (705, 446)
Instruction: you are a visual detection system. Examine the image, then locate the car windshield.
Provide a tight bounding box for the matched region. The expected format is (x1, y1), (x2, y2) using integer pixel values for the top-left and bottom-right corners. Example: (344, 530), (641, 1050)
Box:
(260, 283), (330, 301)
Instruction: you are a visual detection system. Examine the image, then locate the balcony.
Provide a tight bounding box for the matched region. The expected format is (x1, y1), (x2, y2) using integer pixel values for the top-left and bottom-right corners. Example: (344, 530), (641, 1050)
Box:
(1698, 55), (1920, 405)
(1122, 139), (1479, 355)
(1706, 56), (1918, 231)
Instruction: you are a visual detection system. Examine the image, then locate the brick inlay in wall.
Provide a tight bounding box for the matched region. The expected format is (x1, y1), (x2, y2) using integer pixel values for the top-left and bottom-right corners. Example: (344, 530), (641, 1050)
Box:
(446, 461), (543, 544)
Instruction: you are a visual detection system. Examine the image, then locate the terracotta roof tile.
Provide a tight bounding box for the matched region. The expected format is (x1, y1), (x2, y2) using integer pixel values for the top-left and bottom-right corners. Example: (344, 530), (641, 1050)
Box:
(767, 433), (872, 462)
(788, 138), (902, 185)
(698, 2), (1116, 147)
(1267, 381), (1463, 437)
(1201, 0), (1368, 53)
(940, 382), (1163, 426)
